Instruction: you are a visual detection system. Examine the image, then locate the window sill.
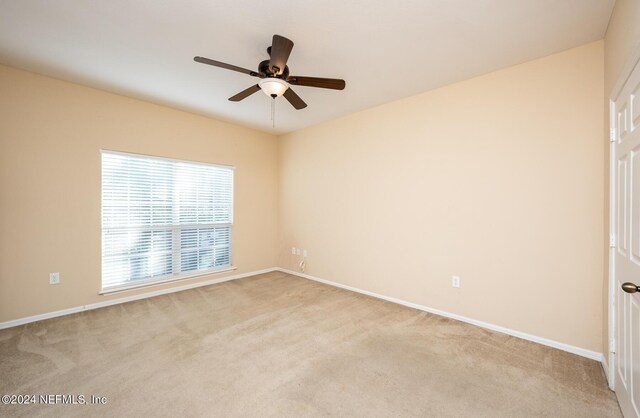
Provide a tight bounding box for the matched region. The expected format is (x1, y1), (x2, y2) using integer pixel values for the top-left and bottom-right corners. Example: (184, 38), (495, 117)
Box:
(99, 266), (237, 295)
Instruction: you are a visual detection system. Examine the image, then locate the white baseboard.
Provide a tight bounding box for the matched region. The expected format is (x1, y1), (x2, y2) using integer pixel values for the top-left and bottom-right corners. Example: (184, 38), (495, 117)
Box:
(0, 268), (278, 330)
(277, 268), (604, 362)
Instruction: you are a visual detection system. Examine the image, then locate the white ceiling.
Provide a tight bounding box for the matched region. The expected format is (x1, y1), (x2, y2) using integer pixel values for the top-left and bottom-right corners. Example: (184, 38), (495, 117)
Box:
(0, 0), (615, 134)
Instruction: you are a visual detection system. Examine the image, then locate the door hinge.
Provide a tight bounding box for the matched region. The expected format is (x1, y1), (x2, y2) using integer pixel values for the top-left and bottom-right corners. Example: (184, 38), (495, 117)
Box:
(611, 127), (616, 142)
(610, 234), (616, 248)
(610, 338), (616, 354)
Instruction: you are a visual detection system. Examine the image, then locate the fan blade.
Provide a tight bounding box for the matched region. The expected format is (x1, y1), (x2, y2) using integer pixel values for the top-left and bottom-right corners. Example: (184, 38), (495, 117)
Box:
(229, 84), (261, 102)
(283, 88), (307, 110)
(194, 56), (260, 77)
(269, 35), (294, 75)
(287, 76), (345, 90)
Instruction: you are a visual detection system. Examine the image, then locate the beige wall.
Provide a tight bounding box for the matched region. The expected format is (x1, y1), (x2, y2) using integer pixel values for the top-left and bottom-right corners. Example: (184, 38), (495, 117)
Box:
(604, 0), (640, 93)
(0, 64), (279, 323)
(279, 42), (604, 352)
(602, 0), (640, 361)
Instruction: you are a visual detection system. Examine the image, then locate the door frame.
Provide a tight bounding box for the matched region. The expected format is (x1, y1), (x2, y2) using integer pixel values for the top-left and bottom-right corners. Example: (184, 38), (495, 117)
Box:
(608, 41), (640, 391)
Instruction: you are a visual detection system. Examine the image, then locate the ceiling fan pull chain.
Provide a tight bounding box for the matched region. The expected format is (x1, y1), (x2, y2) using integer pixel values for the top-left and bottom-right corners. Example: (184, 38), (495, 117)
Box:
(271, 97), (275, 128)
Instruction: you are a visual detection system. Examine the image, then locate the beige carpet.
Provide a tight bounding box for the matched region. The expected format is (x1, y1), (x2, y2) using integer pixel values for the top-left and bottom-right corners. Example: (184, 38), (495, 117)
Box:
(0, 271), (621, 417)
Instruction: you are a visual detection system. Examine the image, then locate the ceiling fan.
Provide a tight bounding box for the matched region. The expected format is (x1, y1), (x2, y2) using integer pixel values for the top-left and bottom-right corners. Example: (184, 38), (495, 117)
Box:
(194, 34), (346, 110)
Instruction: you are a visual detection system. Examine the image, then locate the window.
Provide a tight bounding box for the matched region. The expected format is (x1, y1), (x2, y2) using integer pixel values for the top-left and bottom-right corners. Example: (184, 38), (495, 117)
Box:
(101, 151), (233, 292)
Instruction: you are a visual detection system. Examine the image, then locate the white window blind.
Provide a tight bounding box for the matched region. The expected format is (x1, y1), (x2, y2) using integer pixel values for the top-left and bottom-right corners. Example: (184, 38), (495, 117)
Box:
(101, 151), (233, 291)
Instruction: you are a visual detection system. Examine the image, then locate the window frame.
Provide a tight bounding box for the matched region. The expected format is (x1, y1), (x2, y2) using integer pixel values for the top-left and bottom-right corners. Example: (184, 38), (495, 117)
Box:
(100, 150), (235, 294)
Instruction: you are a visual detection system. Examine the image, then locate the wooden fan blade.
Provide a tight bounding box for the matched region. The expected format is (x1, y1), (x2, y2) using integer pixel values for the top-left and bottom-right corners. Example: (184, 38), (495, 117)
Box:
(287, 76), (345, 90)
(283, 88), (307, 110)
(194, 56), (260, 77)
(229, 84), (261, 102)
(269, 35), (294, 75)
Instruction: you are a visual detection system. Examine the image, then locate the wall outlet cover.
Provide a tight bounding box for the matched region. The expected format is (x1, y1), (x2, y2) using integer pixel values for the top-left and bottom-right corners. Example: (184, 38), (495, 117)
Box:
(49, 272), (60, 285)
(452, 276), (460, 288)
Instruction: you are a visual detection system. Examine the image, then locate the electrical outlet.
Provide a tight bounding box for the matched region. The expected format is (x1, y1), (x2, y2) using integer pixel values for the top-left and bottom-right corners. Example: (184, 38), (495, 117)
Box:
(291, 247), (296, 255)
(303, 249), (308, 257)
(50, 272), (60, 285)
(451, 275), (460, 288)
(296, 248), (301, 256)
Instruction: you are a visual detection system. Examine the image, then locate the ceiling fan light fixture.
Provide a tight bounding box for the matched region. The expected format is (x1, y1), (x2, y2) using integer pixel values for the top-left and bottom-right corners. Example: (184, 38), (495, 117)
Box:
(195, 34), (344, 111)
(258, 77), (289, 98)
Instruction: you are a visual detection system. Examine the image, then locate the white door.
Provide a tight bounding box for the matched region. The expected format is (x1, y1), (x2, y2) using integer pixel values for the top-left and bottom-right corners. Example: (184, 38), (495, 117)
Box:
(614, 56), (640, 418)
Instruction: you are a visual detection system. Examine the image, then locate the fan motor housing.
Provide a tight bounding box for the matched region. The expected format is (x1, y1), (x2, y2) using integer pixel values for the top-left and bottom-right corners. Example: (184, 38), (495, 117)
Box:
(259, 60), (289, 79)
